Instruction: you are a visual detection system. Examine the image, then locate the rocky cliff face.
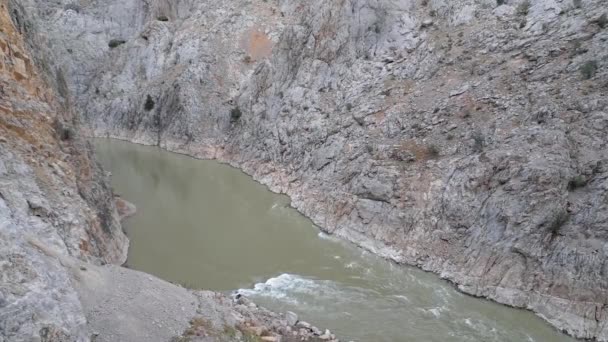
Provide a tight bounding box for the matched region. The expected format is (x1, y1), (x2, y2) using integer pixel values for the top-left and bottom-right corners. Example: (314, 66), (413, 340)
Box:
(8, 0), (608, 340)
(0, 1), (128, 339)
(0, 2), (337, 341)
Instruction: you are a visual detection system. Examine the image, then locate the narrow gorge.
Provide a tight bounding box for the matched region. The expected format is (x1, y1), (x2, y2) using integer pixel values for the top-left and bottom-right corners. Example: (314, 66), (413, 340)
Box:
(1, 0), (607, 341)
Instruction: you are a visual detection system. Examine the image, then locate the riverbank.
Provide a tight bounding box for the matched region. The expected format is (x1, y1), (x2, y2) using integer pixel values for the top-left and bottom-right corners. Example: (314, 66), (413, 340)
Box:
(30, 235), (337, 342)
(75, 259), (338, 342)
(96, 138), (576, 341)
(96, 140), (580, 341)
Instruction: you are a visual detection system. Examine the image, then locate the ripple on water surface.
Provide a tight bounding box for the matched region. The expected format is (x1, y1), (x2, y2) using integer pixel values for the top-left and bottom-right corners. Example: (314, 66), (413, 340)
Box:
(95, 139), (575, 342)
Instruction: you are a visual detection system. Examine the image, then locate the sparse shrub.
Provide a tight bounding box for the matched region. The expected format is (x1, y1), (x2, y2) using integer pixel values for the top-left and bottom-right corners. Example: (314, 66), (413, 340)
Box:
(390, 145), (416, 162)
(568, 175), (587, 190)
(346, 103), (353, 111)
(569, 40), (585, 56)
(64, 3), (81, 13)
(532, 108), (551, 124)
(547, 210), (569, 235)
(60, 126), (74, 141)
(108, 39), (126, 49)
(223, 325), (239, 339)
(55, 69), (69, 100)
(427, 144), (440, 158)
(53, 118), (75, 141)
(182, 318), (212, 338)
(157, 15), (169, 22)
(421, 0), (429, 6)
(230, 107), (242, 123)
(517, 0), (531, 16)
(497, 0), (506, 6)
(519, 19), (527, 29)
(579, 60), (598, 79)
(472, 131), (485, 152)
(144, 95), (155, 111)
(572, 0), (582, 9)
(597, 13), (607, 28)
(242, 55), (253, 64)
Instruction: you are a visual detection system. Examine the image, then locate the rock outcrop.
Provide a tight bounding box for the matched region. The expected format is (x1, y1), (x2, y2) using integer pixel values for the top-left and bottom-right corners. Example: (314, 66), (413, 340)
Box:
(5, 0), (608, 340)
(0, 1), (128, 339)
(0, 2), (335, 341)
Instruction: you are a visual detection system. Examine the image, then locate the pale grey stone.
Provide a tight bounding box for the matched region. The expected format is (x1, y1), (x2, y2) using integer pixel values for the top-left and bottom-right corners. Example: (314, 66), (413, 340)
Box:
(5, 0), (608, 340)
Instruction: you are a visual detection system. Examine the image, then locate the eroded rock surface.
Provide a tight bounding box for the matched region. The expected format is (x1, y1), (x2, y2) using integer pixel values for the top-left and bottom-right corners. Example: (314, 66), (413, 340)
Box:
(5, 0), (608, 340)
(0, 2), (334, 341)
(0, 2), (128, 339)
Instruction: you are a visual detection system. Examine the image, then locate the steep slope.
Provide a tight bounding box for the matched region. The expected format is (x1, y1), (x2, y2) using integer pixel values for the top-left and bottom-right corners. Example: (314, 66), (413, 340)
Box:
(0, 1), (128, 338)
(0, 2), (336, 341)
(9, 0), (608, 340)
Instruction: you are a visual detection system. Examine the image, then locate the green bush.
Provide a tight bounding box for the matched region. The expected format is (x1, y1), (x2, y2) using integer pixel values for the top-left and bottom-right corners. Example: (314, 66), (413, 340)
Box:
(568, 175), (587, 190)
(64, 4), (81, 13)
(517, 0), (531, 16)
(597, 13), (607, 28)
(144, 95), (155, 111)
(53, 119), (74, 141)
(157, 15), (169, 22)
(108, 39), (126, 49)
(230, 107), (242, 123)
(572, 0), (582, 8)
(427, 144), (440, 158)
(497, 0), (506, 6)
(547, 210), (568, 235)
(472, 131), (485, 153)
(580, 60), (598, 79)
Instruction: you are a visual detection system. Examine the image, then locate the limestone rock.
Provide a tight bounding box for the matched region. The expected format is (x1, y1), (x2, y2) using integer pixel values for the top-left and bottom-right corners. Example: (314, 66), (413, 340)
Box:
(285, 311), (298, 326)
(5, 0), (608, 340)
(0, 3), (336, 342)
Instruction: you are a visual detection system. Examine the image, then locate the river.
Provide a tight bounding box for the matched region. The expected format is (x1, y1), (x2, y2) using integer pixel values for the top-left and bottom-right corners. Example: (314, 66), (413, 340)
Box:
(95, 139), (574, 342)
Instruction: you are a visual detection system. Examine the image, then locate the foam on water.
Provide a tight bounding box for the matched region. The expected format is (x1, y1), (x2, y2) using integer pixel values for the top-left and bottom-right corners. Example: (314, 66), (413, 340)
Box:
(429, 307), (444, 318)
(464, 318), (474, 327)
(344, 262), (359, 269)
(392, 294), (410, 302)
(238, 273), (384, 312)
(238, 273), (337, 306)
(318, 232), (339, 241)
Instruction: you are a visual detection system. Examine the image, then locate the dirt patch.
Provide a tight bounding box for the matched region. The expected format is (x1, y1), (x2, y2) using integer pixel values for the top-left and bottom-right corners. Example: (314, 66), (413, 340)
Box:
(394, 139), (439, 162)
(240, 28), (273, 62)
(114, 196), (137, 221)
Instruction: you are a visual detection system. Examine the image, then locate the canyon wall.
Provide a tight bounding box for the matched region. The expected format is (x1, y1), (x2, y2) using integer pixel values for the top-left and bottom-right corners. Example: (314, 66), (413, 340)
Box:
(0, 1), (128, 339)
(0, 3), (336, 341)
(8, 0), (608, 340)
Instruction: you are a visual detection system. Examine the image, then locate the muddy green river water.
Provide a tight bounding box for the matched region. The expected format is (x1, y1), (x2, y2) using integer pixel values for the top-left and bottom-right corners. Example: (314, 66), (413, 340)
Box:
(95, 139), (574, 342)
